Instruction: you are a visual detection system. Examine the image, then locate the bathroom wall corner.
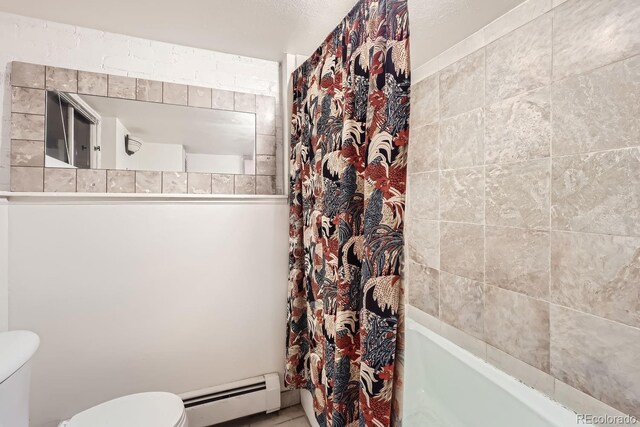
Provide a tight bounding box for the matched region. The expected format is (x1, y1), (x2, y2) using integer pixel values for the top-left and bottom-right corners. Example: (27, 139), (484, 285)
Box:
(0, 198), (8, 332)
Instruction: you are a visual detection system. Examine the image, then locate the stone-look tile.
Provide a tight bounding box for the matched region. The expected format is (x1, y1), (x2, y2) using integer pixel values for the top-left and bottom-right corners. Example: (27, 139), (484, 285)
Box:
(407, 261), (439, 317)
(136, 79), (163, 103)
(78, 71), (108, 96)
(11, 113), (45, 141)
(257, 134), (276, 155)
(45, 66), (77, 92)
(256, 175), (276, 195)
(411, 74), (439, 126)
(211, 174), (234, 194)
(188, 86), (212, 108)
(408, 124), (439, 174)
(486, 226), (550, 299)
(408, 172), (438, 220)
(76, 169), (106, 193)
(439, 50), (484, 119)
(11, 62), (45, 89)
(486, 344), (555, 397)
(256, 95), (276, 135)
(413, 59), (440, 84)
(550, 305), (640, 417)
(553, 0), (640, 81)
(107, 170), (135, 193)
(162, 83), (188, 105)
(438, 31), (485, 76)
(439, 271), (484, 339)
(552, 55), (640, 156)
(188, 173), (212, 194)
(234, 175), (256, 195)
(211, 89), (235, 111)
(257, 155), (276, 175)
(10, 140), (44, 167)
(246, 407), (310, 427)
(108, 75), (136, 99)
(554, 381), (632, 426)
(10, 167), (43, 192)
(485, 87), (550, 165)
(407, 219), (440, 269)
(440, 222), (484, 282)
(551, 231), (640, 328)
(439, 108), (483, 170)
(551, 148), (640, 236)
(234, 93), (256, 113)
(407, 304), (444, 334)
(440, 167), (484, 224)
(44, 168), (76, 192)
(135, 171), (162, 193)
(440, 321), (488, 360)
(483, 0), (552, 45)
(162, 172), (188, 194)
(486, 158), (550, 229)
(485, 14), (552, 103)
(11, 87), (45, 115)
(484, 285), (550, 372)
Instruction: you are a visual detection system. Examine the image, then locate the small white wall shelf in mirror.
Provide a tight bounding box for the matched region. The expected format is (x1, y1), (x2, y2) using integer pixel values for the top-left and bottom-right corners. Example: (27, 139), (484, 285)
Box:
(9, 62), (279, 195)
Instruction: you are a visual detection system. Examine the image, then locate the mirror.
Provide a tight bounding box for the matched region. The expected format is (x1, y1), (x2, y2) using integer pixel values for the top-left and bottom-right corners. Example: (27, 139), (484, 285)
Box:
(44, 91), (256, 175)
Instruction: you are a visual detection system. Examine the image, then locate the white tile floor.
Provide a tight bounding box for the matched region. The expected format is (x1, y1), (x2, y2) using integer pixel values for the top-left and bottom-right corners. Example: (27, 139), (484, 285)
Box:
(214, 405), (311, 427)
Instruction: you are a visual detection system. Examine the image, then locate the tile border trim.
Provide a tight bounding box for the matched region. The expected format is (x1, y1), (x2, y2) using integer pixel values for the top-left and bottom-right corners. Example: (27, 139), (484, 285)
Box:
(9, 62), (278, 196)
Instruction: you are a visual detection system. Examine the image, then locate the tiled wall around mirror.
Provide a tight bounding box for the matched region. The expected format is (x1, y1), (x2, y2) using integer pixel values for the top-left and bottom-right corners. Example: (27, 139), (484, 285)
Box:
(9, 62), (278, 195)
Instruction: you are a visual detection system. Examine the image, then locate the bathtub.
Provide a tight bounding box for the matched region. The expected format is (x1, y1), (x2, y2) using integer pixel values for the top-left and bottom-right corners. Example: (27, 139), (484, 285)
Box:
(404, 318), (579, 427)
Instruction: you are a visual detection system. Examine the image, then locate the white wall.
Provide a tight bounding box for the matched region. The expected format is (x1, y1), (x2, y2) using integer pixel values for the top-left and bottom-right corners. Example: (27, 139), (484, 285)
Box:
(0, 10), (280, 191)
(98, 117), (117, 169)
(0, 10), (287, 427)
(99, 117), (185, 171)
(119, 140), (185, 172)
(0, 197), (8, 333)
(186, 152), (244, 174)
(9, 200), (289, 427)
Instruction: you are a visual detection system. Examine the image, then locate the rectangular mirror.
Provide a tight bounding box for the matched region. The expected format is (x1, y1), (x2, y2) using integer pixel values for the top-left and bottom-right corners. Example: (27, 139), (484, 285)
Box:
(44, 91), (256, 175)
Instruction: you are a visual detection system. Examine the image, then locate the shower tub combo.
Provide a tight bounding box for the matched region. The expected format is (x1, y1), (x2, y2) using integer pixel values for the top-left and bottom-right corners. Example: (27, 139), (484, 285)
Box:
(403, 318), (580, 427)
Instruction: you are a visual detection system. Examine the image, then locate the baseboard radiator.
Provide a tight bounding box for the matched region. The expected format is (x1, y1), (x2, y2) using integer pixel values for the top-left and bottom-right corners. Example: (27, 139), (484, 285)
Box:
(180, 373), (281, 426)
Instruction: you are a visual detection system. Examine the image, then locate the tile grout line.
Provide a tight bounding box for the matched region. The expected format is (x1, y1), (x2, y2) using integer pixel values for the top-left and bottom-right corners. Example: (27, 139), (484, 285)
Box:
(548, 6), (555, 367)
(410, 217), (640, 240)
(482, 42), (487, 341)
(436, 73), (441, 321)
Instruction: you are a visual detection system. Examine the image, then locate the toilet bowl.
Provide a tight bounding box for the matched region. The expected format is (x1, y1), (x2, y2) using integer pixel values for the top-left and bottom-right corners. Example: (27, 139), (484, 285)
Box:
(0, 330), (187, 427)
(59, 391), (188, 427)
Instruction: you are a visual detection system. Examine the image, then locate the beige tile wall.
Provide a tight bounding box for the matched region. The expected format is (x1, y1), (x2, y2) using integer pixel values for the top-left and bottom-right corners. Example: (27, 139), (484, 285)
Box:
(9, 62), (279, 196)
(407, 0), (640, 419)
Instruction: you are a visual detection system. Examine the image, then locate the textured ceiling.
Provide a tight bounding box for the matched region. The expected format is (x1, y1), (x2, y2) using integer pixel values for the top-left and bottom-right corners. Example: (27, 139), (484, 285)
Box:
(0, 0), (526, 67)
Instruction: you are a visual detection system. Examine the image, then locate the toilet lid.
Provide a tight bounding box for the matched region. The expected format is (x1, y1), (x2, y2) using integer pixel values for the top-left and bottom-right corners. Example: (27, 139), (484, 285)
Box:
(66, 392), (186, 427)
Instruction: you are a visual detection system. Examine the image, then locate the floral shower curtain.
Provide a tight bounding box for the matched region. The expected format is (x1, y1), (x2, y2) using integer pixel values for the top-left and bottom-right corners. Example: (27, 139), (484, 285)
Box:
(285, 0), (410, 426)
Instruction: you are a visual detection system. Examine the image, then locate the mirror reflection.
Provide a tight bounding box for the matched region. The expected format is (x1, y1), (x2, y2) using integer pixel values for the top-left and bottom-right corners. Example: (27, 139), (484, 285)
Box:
(44, 91), (256, 174)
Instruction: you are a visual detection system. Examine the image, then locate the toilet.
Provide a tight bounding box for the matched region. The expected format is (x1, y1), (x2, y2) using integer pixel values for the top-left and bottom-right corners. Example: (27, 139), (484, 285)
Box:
(0, 330), (188, 427)
(58, 392), (188, 427)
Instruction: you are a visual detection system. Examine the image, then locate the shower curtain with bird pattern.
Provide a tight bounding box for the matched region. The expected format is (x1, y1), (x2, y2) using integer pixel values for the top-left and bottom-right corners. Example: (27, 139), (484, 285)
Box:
(285, 0), (410, 426)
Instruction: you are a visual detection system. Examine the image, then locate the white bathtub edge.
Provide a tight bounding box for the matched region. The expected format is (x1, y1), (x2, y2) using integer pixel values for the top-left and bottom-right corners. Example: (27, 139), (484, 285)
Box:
(405, 316), (580, 426)
(405, 305), (635, 425)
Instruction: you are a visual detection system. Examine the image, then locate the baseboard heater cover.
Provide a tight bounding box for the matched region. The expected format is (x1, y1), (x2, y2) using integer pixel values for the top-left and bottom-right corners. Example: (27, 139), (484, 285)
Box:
(180, 373), (281, 426)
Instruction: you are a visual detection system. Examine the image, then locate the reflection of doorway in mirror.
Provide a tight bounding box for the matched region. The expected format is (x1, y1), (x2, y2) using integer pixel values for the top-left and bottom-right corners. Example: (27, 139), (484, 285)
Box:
(45, 91), (101, 169)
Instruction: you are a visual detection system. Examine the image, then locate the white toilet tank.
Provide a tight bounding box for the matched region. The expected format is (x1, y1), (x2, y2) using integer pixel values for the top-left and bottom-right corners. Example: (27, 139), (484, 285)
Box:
(0, 331), (40, 427)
